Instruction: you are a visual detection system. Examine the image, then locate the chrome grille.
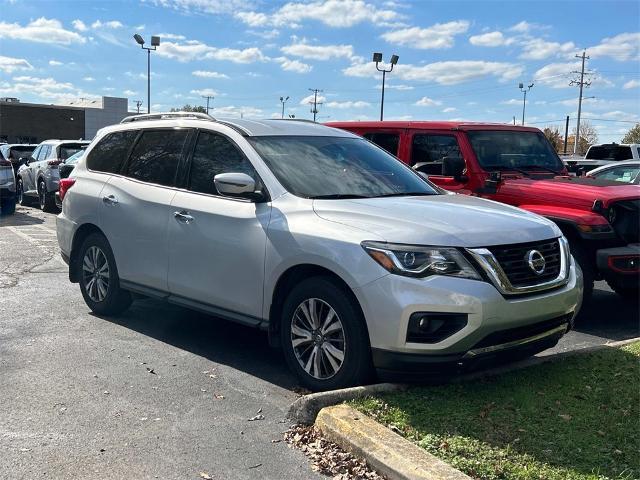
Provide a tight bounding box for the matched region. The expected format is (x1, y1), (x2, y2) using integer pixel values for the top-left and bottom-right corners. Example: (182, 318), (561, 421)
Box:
(488, 239), (561, 287)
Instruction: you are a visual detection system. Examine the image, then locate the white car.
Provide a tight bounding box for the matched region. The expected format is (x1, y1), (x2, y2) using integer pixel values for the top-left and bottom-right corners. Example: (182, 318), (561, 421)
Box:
(564, 143), (640, 175)
(587, 161), (640, 185)
(57, 112), (582, 390)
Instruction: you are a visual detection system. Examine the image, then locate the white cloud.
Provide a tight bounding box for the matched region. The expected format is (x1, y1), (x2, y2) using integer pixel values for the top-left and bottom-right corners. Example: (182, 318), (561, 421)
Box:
(500, 99), (521, 105)
(415, 97), (442, 107)
(0, 75), (98, 103)
(382, 20), (469, 49)
(157, 32), (186, 40)
(588, 33), (640, 61)
(135, 24), (146, 31)
(157, 40), (265, 63)
(345, 59), (523, 85)
(190, 88), (218, 97)
(281, 41), (354, 60)
(236, 0), (400, 28)
(0, 56), (33, 73)
(520, 38), (575, 60)
(274, 57), (312, 73)
(49, 60), (63, 66)
(192, 70), (229, 79)
(509, 21), (547, 33)
(325, 100), (371, 109)
(83, 76), (95, 81)
(469, 31), (512, 47)
(147, 0), (251, 15)
(247, 28), (280, 40)
(91, 20), (123, 29)
(72, 19), (88, 31)
(533, 62), (579, 88)
(300, 93), (327, 105)
(0, 17), (86, 44)
(375, 83), (414, 90)
(213, 105), (263, 118)
(623, 79), (640, 89)
(123, 89), (137, 96)
(442, 107), (457, 113)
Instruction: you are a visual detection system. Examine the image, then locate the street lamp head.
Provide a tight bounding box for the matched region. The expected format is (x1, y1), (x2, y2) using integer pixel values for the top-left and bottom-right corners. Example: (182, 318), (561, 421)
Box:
(285, 96), (289, 101)
(390, 54), (399, 65)
(372, 52), (383, 63)
(528, 82), (534, 89)
(151, 36), (160, 47)
(518, 82), (524, 89)
(133, 34), (145, 45)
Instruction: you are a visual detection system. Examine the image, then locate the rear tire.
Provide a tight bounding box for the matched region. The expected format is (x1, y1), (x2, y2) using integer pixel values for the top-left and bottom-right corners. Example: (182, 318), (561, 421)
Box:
(78, 233), (132, 316)
(17, 178), (32, 206)
(38, 179), (57, 213)
(280, 276), (372, 391)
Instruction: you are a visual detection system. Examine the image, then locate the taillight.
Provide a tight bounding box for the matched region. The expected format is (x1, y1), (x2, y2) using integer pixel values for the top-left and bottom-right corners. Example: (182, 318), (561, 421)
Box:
(58, 178), (76, 201)
(48, 159), (62, 166)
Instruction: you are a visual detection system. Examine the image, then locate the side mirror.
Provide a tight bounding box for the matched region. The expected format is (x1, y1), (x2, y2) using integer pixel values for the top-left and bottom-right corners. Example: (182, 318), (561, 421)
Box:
(442, 156), (466, 182)
(19, 157), (28, 166)
(214, 172), (260, 199)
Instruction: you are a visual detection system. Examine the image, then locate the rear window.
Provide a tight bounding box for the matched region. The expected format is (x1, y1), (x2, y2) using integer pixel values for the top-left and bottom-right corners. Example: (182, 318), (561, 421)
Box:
(8, 146), (35, 160)
(58, 143), (88, 160)
(585, 145), (633, 161)
(87, 131), (139, 174)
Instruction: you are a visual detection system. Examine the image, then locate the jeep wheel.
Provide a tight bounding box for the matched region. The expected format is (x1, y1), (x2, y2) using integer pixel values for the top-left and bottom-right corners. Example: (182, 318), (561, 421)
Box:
(78, 233), (132, 316)
(38, 179), (57, 212)
(281, 277), (372, 391)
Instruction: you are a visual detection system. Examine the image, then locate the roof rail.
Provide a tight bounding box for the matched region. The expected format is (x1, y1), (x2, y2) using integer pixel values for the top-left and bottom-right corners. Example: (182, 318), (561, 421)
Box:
(120, 111), (216, 124)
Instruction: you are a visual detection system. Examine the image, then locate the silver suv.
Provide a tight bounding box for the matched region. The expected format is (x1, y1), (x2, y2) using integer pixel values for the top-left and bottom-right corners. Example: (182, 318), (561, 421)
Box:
(17, 139), (89, 211)
(57, 113), (583, 391)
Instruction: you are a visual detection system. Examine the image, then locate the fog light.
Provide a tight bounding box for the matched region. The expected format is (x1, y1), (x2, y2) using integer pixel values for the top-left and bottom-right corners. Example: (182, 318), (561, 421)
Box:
(407, 312), (468, 344)
(608, 255), (640, 273)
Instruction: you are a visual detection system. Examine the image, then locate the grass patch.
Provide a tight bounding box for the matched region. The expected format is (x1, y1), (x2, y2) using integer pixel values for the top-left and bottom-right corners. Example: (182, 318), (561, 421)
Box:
(353, 342), (640, 480)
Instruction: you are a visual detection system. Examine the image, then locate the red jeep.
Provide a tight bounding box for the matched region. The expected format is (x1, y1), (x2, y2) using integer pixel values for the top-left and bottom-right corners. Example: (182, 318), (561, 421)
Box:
(327, 121), (640, 301)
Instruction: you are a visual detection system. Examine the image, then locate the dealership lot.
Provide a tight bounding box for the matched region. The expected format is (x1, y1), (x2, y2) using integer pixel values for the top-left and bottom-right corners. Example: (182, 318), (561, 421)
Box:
(0, 205), (637, 478)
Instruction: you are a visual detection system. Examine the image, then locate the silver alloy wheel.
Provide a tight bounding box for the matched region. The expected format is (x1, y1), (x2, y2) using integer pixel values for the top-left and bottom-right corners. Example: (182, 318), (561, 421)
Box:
(291, 298), (346, 380)
(82, 246), (110, 302)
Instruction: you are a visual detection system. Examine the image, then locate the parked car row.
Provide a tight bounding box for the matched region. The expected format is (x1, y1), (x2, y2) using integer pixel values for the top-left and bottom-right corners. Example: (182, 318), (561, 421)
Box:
(57, 112), (585, 391)
(0, 140), (88, 215)
(563, 142), (640, 175)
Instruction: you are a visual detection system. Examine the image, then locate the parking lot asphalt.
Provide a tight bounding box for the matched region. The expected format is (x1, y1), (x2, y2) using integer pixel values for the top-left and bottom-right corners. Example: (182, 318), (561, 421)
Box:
(1, 205), (638, 479)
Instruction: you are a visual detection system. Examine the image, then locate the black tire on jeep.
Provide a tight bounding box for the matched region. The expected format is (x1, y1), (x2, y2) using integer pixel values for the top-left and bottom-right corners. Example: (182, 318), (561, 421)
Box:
(280, 276), (373, 391)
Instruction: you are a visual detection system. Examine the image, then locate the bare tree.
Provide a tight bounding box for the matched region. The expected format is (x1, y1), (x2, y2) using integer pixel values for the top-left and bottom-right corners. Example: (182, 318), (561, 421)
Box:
(572, 120), (598, 155)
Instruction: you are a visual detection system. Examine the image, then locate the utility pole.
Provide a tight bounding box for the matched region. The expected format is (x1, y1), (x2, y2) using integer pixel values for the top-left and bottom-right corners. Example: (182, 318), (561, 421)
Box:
(518, 82), (534, 125)
(280, 96), (289, 119)
(134, 100), (143, 114)
(201, 95), (214, 115)
(563, 115), (570, 154)
(308, 88), (323, 122)
(570, 50), (591, 154)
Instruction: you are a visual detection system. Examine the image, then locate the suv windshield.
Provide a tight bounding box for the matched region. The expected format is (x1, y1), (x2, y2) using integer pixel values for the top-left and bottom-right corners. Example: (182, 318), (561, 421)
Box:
(585, 145), (633, 161)
(467, 130), (564, 173)
(248, 136), (439, 199)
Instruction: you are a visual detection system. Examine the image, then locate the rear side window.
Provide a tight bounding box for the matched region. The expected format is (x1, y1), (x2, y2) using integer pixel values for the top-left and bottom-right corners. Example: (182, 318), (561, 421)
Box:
(87, 130), (139, 174)
(188, 131), (257, 196)
(363, 132), (399, 156)
(38, 145), (51, 160)
(585, 145), (632, 160)
(124, 129), (190, 187)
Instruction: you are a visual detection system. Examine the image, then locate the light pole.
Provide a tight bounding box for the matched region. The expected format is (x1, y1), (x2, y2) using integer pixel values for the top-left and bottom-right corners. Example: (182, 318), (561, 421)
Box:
(280, 96), (289, 119)
(133, 34), (160, 114)
(373, 52), (398, 121)
(518, 82), (534, 125)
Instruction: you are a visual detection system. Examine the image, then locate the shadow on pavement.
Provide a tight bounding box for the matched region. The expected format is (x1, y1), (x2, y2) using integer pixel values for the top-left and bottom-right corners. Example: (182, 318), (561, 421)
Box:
(573, 286), (639, 340)
(100, 297), (299, 391)
(0, 208), (46, 226)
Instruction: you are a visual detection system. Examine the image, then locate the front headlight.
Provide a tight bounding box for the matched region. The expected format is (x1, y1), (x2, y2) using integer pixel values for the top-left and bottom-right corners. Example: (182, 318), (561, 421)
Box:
(361, 241), (481, 280)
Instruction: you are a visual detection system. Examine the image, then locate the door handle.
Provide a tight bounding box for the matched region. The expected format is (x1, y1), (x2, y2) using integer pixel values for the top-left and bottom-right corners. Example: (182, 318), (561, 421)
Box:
(102, 195), (118, 206)
(173, 210), (194, 224)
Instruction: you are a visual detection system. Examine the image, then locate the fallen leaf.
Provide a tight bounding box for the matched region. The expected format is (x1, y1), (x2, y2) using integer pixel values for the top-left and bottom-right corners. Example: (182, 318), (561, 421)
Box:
(248, 464), (262, 469)
(199, 473), (212, 479)
(558, 414), (572, 421)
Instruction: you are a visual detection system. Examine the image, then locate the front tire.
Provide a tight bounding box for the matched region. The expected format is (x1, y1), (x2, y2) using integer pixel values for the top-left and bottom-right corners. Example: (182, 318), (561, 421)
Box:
(78, 233), (132, 316)
(17, 178), (31, 206)
(280, 277), (372, 391)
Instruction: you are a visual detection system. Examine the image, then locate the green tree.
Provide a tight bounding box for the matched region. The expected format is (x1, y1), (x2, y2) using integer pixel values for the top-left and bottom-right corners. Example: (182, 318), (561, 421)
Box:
(621, 123), (640, 144)
(572, 120), (598, 155)
(170, 104), (207, 113)
(543, 126), (563, 152)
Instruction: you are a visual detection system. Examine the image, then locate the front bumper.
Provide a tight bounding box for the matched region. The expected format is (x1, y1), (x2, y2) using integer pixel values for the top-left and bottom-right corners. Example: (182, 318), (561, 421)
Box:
(596, 244), (640, 288)
(353, 255), (582, 374)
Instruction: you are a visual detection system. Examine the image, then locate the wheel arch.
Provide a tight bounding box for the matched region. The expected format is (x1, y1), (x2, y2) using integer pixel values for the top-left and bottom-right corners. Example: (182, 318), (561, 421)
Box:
(69, 223), (106, 283)
(267, 263), (369, 349)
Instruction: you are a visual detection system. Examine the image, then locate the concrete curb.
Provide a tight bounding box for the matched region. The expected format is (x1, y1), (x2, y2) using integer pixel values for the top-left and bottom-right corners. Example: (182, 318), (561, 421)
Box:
(289, 337), (640, 425)
(315, 404), (471, 480)
(287, 383), (406, 425)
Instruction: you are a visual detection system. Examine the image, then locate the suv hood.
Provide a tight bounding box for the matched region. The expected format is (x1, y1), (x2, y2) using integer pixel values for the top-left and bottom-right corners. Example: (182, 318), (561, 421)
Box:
(313, 194), (559, 247)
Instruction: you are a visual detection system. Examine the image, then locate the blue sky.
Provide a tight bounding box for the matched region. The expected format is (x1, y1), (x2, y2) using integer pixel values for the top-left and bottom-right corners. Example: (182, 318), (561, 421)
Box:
(1, 0), (639, 142)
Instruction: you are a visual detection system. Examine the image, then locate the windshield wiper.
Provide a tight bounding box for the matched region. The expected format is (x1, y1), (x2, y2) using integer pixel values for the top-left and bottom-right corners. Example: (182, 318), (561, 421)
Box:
(309, 194), (371, 199)
(374, 192), (434, 198)
(485, 166), (531, 177)
(519, 165), (561, 175)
